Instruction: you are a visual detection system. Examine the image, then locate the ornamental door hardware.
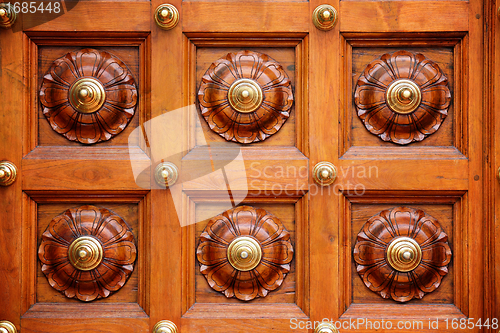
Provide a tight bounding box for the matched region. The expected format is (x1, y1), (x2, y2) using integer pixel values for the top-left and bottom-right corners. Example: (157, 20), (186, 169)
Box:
(38, 205), (137, 301)
(198, 50), (293, 143)
(153, 320), (178, 333)
(313, 4), (338, 31)
(313, 162), (337, 186)
(154, 4), (179, 30)
(40, 49), (138, 144)
(0, 3), (16, 28)
(354, 51), (451, 145)
(353, 207), (452, 302)
(197, 205), (294, 301)
(0, 321), (17, 333)
(0, 161), (17, 186)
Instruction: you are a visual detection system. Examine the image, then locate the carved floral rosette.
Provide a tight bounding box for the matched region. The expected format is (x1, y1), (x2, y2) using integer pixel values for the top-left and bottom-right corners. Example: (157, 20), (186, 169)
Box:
(39, 48), (138, 144)
(354, 51), (451, 145)
(198, 51), (294, 144)
(38, 205), (137, 302)
(196, 206), (294, 301)
(353, 207), (452, 302)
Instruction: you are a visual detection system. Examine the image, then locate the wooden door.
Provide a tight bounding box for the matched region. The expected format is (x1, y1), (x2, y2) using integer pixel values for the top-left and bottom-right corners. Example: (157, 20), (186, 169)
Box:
(0, 0), (492, 332)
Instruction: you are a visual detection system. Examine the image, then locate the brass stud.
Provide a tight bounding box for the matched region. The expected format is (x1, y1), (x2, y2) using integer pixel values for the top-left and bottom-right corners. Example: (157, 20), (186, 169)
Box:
(0, 161), (17, 186)
(314, 322), (339, 333)
(386, 79), (422, 114)
(227, 78), (263, 113)
(154, 4), (179, 30)
(386, 237), (422, 272)
(153, 320), (178, 333)
(313, 161), (337, 186)
(0, 3), (16, 29)
(227, 236), (262, 271)
(0, 321), (17, 333)
(68, 236), (104, 271)
(68, 78), (106, 114)
(313, 4), (338, 31)
(154, 162), (179, 188)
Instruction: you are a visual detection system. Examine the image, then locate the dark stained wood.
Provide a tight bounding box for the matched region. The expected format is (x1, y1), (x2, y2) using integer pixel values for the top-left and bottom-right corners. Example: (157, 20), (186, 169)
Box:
(38, 205), (137, 302)
(197, 50), (293, 144)
(354, 51), (451, 145)
(196, 205), (293, 301)
(353, 206), (452, 303)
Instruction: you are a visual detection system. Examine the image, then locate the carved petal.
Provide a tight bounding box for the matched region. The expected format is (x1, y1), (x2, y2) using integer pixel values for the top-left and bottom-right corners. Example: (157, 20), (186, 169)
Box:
(40, 48), (137, 144)
(38, 205), (137, 302)
(354, 51), (451, 144)
(233, 271), (260, 301)
(353, 207), (452, 303)
(198, 50), (293, 144)
(262, 240), (294, 265)
(197, 205), (293, 301)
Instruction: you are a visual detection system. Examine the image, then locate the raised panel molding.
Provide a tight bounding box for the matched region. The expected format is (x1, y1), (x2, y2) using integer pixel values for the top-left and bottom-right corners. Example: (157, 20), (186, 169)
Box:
(38, 205), (137, 302)
(354, 51), (451, 145)
(353, 206), (452, 302)
(197, 50), (293, 144)
(39, 48), (138, 144)
(196, 205), (294, 301)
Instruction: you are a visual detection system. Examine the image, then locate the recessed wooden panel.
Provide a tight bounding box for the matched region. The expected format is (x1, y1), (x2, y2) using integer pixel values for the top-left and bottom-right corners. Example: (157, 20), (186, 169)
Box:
(195, 47), (296, 147)
(350, 47), (455, 148)
(37, 46), (141, 147)
(36, 203), (139, 303)
(350, 203), (454, 304)
(194, 202), (296, 304)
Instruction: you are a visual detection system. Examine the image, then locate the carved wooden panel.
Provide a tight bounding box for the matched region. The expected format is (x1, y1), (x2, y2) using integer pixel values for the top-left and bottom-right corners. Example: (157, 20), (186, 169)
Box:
(354, 51), (451, 145)
(38, 205), (137, 302)
(353, 206), (452, 303)
(197, 50), (293, 144)
(196, 205), (294, 301)
(39, 48), (138, 144)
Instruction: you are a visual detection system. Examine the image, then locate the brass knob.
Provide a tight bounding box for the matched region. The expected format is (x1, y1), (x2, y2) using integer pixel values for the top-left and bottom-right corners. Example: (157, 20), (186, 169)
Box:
(0, 161), (17, 186)
(68, 236), (104, 271)
(227, 236), (262, 271)
(313, 4), (338, 31)
(153, 320), (178, 333)
(154, 4), (179, 30)
(386, 237), (422, 272)
(228, 79), (263, 113)
(386, 79), (422, 114)
(0, 3), (16, 29)
(314, 322), (339, 333)
(154, 162), (179, 187)
(0, 321), (17, 333)
(313, 161), (337, 186)
(69, 78), (106, 114)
